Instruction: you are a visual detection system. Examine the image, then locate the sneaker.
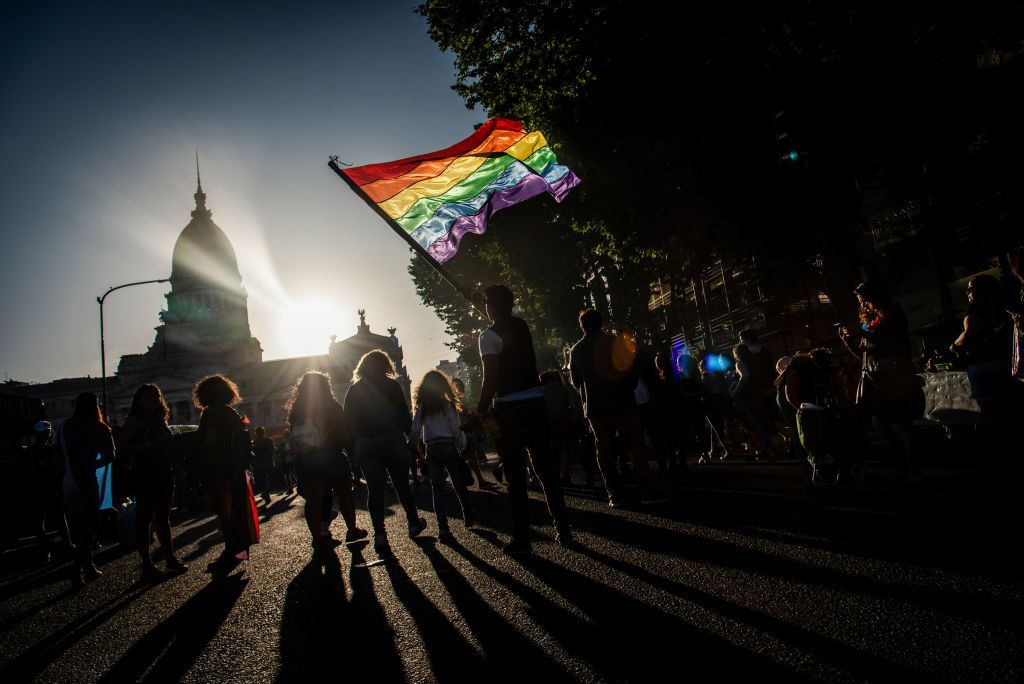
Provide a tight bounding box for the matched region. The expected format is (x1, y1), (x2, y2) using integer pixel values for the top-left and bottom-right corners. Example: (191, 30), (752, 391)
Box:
(555, 529), (575, 548)
(492, 465), (504, 483)
(82, 564), (103, 582)
(608, 497), (624, 509)
(437, 529), (455, 544)
(345, 527), (369, 544)
(811, 465), (839, 487)
(165, 558), (189, 574)
(463, 513), (476, 529)
(373, 535), (391, 555)
(408, 517), (428, 538)
(502, 539), (532, 556)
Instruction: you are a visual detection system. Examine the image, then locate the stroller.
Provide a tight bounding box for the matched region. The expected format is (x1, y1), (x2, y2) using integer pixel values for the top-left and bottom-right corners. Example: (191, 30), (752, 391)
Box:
(791, 350), (864, 486)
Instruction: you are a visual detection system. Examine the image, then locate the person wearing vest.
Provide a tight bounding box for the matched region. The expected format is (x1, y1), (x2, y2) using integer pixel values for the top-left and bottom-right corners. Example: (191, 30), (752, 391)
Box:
(475, 285), (572, 555)
(569, 309), (662, 507)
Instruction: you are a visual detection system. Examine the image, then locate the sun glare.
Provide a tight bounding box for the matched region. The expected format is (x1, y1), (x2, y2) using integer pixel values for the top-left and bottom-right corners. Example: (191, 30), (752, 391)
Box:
(278, 298), (346, 358)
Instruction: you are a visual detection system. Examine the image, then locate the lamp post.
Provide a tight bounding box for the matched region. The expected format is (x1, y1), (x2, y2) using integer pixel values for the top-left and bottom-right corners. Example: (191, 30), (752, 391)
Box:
(97, 278), (170, 422)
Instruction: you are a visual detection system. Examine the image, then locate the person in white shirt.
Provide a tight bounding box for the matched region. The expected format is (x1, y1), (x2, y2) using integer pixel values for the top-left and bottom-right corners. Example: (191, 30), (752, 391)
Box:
(410, 371), (476, 542)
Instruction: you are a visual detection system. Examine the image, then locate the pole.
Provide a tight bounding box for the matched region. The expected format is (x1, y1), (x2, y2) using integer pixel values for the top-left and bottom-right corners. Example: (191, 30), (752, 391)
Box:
(97, 278), (170, 422)
(327, 157), (484, 313)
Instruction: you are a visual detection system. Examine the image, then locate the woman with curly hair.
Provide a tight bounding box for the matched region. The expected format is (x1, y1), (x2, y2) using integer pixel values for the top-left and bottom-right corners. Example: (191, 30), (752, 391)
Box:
(287, 371), (368, 556)
(193, 374), (259, 568)
(119, 384), (187, 581)
(343, 350), (425, 555)
(410, 371), (475, 543)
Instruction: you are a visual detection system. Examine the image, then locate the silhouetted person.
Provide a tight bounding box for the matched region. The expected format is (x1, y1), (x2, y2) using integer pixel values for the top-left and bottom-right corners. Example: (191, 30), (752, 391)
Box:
(410, 370), (476, 543)
(950, 274), (1019, 456)
(344, 350), (425, 556)
(58, 392), (115, 587)
(22, 421), (72, 561)
(287, 371), (368, 557)
(451, 377), (498, 490)
(278, 429), (295, 495)
(252, 426), (276, 504)
(194, 374), (259, 570)
(119, 384), (187, 581)
(840, 281), (924, 484)
(476, 284), (571, 554)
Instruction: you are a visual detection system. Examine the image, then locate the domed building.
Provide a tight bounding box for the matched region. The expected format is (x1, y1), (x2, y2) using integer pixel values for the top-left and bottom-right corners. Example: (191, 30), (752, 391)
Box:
(23, 169), (410, 431)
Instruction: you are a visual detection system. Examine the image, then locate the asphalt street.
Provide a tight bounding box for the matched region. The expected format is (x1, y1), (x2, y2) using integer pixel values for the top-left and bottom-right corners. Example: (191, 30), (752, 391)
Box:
(1, 459), (1022, 682)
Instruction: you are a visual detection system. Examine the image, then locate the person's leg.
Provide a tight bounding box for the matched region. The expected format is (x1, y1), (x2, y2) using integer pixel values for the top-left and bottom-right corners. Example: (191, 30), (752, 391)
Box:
(302, 479), (327, 550)
(359, 454), (389, 536)
(426, 451), (451, 533)
(588, 416), (621, 502)
(496, 407), (530, 544)
(443, 447), (474, 522)
(153, 482), (179, 567)
(617, 408), (654, 493)
(135, 491), (155, 569)
(526, 412), (569, 538)
(383, 439), (421, 525)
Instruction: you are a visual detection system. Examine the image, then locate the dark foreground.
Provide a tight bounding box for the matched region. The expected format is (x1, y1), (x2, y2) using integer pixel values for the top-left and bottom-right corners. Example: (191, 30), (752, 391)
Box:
(1, 459), (1022, 683)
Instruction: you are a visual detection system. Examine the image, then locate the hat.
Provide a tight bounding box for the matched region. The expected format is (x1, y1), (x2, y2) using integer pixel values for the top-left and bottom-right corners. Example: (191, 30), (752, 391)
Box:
(34, 420), (52, 432)
(773, 355), (794, 387)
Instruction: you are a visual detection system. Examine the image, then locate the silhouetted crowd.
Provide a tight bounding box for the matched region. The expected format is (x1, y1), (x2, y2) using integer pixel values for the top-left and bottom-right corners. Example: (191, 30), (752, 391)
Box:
(13, 248), (1024, 585)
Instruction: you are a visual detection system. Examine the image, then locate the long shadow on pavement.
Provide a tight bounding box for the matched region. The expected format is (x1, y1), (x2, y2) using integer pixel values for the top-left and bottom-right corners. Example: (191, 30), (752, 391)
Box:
(455, 533), (803, 680)
(382, 543), (490, 680)
(418, 539), (572, 680)
(98, 575), (247, 683)
(277, 547), (404, 682)
(563, 505), (1024, 630)
(574, 541), (933, 680)
(0, 583), (152, 681)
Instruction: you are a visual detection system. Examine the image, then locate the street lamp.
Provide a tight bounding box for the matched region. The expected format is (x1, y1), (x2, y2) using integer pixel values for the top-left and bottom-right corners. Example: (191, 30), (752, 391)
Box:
(97, 278), (170, 422)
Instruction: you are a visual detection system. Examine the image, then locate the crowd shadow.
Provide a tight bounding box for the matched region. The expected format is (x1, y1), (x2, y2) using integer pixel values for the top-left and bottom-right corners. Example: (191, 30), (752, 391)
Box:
(98, 575), (247, 683)
(451, 532), (800, 680)
(277, 548), (404, 682)
(0, 583), (152, 681)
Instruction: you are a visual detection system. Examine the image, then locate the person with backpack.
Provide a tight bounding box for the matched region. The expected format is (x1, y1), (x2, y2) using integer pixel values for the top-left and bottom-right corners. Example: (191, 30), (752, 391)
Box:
(287, 371), (368, 557)
(119, 384), (188, 581)
(409, 371), (476, 543)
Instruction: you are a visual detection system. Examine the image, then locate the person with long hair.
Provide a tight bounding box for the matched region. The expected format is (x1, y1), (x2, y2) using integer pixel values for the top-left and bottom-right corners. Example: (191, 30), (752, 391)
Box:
(193, 374), (259, 569)
(840, 280), (924, 484)
(287, 371), (368, 556)
(119, 384), (188, 581)
(58, 393), (115, 587)
(950, 274), (1019, 456)
(410, 371), (475, 543)
(344, 350), (425, 555)
(450, 378), (498, 490)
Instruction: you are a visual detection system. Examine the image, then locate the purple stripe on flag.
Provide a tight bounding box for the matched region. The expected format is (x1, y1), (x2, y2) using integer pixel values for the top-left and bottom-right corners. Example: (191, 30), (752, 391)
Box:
(549, 169), (581, 202)
(426, 174), (550, 263)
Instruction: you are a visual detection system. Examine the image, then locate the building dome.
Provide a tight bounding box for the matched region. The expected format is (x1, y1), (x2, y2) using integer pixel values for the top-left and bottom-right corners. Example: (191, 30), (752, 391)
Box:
(169, 179), (242, 293)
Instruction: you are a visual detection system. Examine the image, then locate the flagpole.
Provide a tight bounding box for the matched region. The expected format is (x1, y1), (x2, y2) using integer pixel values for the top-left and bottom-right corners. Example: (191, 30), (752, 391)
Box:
(327, 157), (483, 313)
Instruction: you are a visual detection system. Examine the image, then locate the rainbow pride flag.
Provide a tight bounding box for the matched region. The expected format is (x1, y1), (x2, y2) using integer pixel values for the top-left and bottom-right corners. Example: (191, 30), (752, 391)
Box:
(338, 118), (580, 263)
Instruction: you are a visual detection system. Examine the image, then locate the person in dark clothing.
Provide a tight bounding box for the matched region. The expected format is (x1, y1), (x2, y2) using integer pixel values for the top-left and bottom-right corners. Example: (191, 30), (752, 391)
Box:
(451, 378), (498, 490)
(277, 429), (295, 494)
(119, 384), (187, 581)
(344, 350), (425, 556)
(734, 329), (779, 459)
(652, 352), (684, 475)
(194, 374), (259, 568)
(476, 285), (571, 554)
(252, 427), (276, 504)
(950, 274), (1020, 456)
(569, 309), (661, 507)
(23, 421), (73, 561)
(840, 281), (925, 483)
(288, 371), (368, 556)
(59, 393), (115, 587)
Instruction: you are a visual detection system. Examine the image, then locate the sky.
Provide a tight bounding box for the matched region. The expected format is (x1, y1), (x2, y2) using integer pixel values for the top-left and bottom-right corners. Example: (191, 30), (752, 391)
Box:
(0, 0), (485, 387)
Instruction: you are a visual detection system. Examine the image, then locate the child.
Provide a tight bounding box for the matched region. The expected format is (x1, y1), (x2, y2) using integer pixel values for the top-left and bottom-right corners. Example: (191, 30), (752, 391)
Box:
(410, 371), (476, 542)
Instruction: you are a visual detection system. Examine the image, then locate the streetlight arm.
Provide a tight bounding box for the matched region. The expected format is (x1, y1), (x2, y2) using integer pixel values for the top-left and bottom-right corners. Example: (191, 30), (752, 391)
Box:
(96, 277), (171, 423)
(98, 278), (170, 305)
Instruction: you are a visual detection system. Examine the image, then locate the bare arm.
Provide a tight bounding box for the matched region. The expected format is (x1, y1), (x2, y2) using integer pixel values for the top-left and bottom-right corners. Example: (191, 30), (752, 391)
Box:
(477, 355), (500, 414)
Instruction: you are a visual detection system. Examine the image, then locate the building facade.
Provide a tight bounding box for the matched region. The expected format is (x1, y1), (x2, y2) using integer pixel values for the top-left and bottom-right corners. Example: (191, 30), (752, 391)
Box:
(18, 175), (410, 433)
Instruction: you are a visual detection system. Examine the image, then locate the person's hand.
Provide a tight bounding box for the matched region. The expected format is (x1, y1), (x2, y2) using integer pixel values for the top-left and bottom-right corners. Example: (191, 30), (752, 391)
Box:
(837, 325), (851, 340)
